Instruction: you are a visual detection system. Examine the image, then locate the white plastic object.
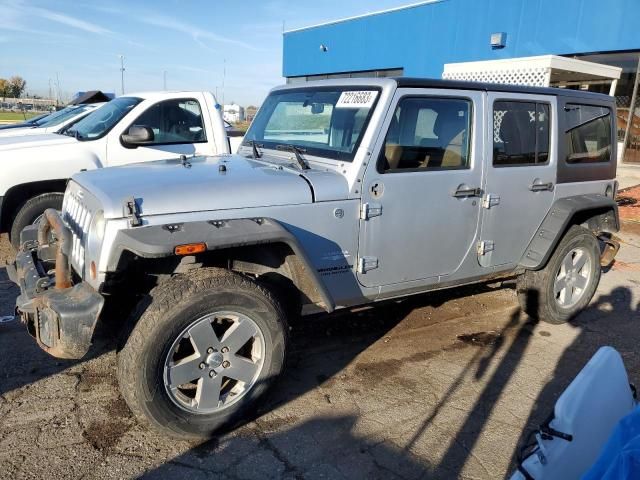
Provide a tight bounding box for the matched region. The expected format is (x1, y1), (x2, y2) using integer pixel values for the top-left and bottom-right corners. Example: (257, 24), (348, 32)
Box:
(512, 346), (637, 480)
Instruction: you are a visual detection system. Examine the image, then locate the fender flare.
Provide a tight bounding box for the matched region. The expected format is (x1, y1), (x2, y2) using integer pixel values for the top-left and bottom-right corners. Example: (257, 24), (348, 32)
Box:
(107, 217), (335, 312)
(519, 194), (619, 270)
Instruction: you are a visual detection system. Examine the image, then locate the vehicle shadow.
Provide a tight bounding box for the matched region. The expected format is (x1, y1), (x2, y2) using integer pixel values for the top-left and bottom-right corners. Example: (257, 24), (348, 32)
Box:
(505, 285), (640, 478)
(138, 414), (434, 479)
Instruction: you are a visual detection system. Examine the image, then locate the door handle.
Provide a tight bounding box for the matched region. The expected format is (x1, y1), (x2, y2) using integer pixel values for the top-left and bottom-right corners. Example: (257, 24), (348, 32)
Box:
(529, 181), (554, 192)
(452, 185), (482, 198)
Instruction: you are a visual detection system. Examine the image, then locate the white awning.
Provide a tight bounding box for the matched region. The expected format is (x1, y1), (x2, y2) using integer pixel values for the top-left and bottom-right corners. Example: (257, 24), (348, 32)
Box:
(443, 55), (622, 95)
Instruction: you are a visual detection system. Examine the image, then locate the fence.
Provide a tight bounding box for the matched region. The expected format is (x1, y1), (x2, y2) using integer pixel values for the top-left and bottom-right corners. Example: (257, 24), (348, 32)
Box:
(0, 96), (57, 112)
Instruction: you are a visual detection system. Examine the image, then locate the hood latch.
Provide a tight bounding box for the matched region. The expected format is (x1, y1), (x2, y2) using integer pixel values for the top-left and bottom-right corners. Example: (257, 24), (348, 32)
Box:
(124, 196), (142, 227)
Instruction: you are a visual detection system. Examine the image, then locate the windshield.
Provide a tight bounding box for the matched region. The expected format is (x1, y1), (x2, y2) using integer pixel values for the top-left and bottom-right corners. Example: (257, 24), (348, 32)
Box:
(67, 97), (141, 141)
(27, 113), (52, 126)
(39, 105), (93, 128)
(243, 87), (380, 161)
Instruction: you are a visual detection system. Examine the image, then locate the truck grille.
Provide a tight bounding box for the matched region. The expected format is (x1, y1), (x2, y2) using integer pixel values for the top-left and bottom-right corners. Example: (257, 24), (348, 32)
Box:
(62, 191), (93, 275)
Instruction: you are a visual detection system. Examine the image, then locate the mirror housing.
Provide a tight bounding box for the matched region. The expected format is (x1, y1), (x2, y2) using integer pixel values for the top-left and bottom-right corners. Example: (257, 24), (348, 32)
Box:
(311, 103), (325, 114)
(121, 125), (154, 148)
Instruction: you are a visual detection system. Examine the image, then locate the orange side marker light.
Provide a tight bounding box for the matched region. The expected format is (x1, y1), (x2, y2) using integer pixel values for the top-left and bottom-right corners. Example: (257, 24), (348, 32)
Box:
(174, 243), (206, 255)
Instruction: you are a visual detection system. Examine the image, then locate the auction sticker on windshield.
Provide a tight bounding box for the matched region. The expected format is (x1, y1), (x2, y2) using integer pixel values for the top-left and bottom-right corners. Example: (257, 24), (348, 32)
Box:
(336, 91), (378, 109)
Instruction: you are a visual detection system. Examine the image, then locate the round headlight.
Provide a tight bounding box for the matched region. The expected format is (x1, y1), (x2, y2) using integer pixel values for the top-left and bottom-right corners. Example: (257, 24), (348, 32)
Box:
(89, 210), (106, 243)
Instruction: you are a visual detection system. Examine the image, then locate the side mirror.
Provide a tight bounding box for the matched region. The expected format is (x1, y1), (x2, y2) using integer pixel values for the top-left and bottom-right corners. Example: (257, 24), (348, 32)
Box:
(121, 125), (154, 148)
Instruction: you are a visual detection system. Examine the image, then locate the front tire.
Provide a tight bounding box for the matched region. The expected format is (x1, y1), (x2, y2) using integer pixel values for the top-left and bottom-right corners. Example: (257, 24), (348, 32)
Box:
(117, 268), (288, 439)
(10, 192), (64, 249)
(517, 225), (601, 324)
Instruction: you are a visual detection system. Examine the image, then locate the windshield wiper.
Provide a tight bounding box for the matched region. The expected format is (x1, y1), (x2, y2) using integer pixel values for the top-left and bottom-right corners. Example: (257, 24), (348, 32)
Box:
(249, 140), (262, 160)
(276, 144), (310, 170)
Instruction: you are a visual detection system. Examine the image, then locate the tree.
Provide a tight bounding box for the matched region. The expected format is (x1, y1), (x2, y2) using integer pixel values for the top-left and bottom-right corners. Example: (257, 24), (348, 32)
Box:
(8, 76), (27, 98)
(0, 78), (8, 99)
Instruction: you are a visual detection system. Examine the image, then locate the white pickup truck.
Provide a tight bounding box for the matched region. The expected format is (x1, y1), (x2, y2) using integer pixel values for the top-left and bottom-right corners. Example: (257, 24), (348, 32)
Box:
(0, 91), (230, 247)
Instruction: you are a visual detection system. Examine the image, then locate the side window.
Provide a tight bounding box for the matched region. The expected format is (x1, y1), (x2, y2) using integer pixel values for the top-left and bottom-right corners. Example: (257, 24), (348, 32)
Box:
(493, 101), (550, 166)
(565, 104), (612, 163)
(132, 99), (206, 145)
(381, 97), (472, 172)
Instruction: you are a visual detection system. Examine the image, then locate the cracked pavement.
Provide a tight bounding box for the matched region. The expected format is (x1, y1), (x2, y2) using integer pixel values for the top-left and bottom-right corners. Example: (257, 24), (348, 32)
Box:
(0, 219), (639, 479)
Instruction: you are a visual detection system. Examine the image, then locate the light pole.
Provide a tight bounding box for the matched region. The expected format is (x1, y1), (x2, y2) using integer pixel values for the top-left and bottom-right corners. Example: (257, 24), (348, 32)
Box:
(222, 58), (226, 107)
(163, 70), (167, 90)
(118, 55), (125, 95)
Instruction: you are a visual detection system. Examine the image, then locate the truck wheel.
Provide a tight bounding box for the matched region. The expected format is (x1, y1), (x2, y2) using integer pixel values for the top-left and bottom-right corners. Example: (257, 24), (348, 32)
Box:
(117, 268), (288, 439)
(517, 225), (600, 324)
(10, 192), (64, 249)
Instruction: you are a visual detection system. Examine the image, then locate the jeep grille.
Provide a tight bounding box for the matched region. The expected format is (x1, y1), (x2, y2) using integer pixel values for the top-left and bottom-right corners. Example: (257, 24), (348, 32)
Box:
(62, 191), (93, 275)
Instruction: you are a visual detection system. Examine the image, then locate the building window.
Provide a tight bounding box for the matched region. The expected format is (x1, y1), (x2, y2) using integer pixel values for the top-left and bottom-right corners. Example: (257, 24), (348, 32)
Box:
(287, 68), (404, 84)
(565, 104), (612, 164)
(493, 101), (550, 166)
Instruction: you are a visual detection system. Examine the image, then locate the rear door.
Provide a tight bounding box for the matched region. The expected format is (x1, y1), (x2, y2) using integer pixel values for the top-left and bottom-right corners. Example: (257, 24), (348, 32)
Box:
(478, 93), (557, 267)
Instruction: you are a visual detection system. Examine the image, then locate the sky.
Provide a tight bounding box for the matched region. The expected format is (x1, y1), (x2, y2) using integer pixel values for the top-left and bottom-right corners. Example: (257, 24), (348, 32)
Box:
(0, 0), (415, 106)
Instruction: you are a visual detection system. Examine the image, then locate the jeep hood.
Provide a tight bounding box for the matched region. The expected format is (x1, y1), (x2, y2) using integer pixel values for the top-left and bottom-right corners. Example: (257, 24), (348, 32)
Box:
(72, 154), (348, 219)
(0, 133), (76, 151)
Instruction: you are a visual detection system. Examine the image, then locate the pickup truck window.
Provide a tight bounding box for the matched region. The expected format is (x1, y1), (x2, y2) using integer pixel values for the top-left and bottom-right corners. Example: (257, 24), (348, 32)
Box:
(493, 101), (550, 166)
(131, 99), (207, 145)
(381, 96), (472, 172)
(68, 97), (142, 141)
(243, 87), (379, 161)
(565, 104), (611, 164)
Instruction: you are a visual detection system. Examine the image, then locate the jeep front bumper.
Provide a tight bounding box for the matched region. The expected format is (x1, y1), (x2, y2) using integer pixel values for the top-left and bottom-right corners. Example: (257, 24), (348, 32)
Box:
(6, 209), (104, 359)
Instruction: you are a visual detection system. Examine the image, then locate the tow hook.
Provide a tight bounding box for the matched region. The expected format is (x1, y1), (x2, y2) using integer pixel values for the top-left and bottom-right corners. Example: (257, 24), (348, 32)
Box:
(598, 234), (620, 268)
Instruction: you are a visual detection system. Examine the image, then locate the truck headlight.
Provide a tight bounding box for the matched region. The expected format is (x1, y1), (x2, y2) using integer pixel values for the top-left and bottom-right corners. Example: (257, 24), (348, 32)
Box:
(86, 210), (106, 279)
(89, 210), (106, 243)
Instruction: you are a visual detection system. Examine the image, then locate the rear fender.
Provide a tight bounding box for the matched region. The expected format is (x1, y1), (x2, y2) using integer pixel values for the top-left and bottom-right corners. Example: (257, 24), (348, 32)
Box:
(520, 194), (619, 270)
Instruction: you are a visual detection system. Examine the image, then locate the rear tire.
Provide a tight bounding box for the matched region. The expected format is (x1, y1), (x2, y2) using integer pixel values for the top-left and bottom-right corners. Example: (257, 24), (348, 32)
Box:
(517, 225), (600, 324)
(9, 192), (64, 249)
(117, 268), (288, 439)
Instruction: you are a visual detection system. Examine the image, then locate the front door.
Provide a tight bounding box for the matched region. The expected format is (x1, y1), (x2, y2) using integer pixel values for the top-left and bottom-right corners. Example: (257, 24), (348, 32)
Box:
(478, 93), (557, 267)
(357, 89), (484, 288)
(106, 97), (210, 166)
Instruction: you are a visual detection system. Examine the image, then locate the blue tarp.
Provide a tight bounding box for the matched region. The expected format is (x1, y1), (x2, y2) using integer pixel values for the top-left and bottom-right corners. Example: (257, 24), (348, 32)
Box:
(583, 405), (640, 479)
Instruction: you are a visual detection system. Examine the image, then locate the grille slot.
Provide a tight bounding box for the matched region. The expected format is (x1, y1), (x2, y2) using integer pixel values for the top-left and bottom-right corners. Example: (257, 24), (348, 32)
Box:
(62, 191), (93, 276)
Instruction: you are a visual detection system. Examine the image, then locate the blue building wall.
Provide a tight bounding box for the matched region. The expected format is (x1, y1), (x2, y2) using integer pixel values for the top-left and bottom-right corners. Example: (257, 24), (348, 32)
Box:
(283, 0), (640, 78)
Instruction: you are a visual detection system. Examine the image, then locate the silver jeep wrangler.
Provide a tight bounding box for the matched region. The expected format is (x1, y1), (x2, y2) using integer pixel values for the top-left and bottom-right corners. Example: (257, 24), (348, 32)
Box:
(8, 78), (620, 438)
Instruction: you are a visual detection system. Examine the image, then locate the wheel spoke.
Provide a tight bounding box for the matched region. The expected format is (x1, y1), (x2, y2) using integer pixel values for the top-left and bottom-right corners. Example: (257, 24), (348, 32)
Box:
(227, 356), (260, 384)
(188, 318), (221, 355)
(562, 254), (574, 274)
(554, 276), (568, 296)
(573, 250), (588, 272)
(196, 375), (223, 410)
(574, 274), (588, 290)
(221, 319), (258, 353)
(167, 354), (202, 387)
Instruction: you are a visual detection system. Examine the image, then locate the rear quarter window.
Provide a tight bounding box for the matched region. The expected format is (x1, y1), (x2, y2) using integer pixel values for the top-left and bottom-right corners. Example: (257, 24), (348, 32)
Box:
(565, 104), (612, 164)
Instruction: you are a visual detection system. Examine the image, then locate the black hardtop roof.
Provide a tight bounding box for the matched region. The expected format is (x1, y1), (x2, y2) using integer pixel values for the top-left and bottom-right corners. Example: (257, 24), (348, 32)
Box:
(394, 77), (613, 101)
